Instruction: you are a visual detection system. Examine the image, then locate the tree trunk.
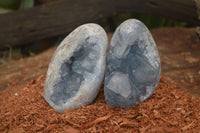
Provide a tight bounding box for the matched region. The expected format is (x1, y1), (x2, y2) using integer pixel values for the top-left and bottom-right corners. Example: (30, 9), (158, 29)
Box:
(0, 0), (198, 49)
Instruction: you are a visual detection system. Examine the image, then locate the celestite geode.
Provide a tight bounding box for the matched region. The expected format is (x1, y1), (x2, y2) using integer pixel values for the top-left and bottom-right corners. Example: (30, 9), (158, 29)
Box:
(104, 19), (161, 108)
(44, 24), (108, 113)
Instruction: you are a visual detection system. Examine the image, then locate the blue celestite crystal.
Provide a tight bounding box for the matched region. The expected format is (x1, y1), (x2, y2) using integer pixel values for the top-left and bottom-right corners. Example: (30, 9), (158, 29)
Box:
(104, 19), (161, 108)
(44, 24), (108, 113)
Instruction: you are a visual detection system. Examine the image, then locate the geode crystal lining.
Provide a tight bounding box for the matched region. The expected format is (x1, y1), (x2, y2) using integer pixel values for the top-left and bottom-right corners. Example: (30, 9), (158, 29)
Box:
(104, 19), (161, 108)
(44, 24), (108, 113)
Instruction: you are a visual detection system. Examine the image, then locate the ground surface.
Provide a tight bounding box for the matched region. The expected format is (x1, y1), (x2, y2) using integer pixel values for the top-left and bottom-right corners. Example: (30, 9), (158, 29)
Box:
(0, 27), (200, 132)
(152, 28), (200, 98)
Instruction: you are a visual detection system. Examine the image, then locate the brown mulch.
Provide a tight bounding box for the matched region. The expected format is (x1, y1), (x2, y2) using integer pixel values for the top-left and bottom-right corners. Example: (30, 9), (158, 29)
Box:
(0, 27), (200, 132)
(0, 75), (200, 133)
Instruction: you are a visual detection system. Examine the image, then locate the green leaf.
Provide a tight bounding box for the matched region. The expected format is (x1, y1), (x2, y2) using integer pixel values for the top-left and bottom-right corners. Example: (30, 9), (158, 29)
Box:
(19, 0), (34, 9)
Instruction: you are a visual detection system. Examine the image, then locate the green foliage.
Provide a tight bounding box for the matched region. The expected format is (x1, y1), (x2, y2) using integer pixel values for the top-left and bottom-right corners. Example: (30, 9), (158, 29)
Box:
(0, 47), (21, 65)
(0, 0), (21, 9)
(0, 0), (34, 11)
(131, 13), (192, 28)
(99, 13), (194, 32)
(19, 0), (34, 9)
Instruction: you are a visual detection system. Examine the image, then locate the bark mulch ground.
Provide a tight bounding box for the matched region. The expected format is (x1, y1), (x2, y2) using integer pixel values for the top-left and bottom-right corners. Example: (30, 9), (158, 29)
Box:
(1, 75), (200, 133)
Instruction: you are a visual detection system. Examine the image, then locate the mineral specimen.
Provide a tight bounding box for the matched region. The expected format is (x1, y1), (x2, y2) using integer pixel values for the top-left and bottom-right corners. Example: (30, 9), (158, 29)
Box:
(104, 19), (161, 108)
(44, 24), (108, 113)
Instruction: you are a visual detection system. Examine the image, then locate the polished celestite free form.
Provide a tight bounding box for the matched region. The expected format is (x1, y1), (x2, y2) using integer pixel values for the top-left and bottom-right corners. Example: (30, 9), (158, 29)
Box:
(104, 19), (161, 108)
(44, 24), (108, 113)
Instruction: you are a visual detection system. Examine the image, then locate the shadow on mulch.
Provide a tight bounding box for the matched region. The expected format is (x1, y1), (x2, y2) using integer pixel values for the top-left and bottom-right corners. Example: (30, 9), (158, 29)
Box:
(0, 75), (200, 132)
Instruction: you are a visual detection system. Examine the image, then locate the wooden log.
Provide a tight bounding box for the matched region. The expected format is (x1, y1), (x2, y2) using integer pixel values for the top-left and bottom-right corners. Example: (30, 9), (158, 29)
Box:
(0, 0), (198, 49)
(194, 0), (200, 19)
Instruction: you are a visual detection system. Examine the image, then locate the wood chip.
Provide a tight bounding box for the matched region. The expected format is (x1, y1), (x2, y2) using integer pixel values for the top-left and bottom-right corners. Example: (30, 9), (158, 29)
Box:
(83, 115), (111, 128)
(0, 76), (200, 132)
(64, 126), (79, 133)
(181, 120), (195, 131)
(43, 124), (58, 132)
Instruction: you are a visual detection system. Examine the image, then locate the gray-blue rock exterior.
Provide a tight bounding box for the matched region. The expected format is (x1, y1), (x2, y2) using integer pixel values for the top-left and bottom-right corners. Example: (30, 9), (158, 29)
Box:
(104, 19), (161, 108)
(44, 24), (108, 113)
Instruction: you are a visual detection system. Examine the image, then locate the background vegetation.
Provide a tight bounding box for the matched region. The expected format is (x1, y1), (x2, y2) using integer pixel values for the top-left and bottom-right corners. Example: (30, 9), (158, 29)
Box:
(0, 0), (195, 64)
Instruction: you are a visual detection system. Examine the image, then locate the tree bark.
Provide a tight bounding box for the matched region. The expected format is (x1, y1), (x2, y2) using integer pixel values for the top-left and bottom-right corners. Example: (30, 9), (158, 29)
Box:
(0, 0), (198, 49)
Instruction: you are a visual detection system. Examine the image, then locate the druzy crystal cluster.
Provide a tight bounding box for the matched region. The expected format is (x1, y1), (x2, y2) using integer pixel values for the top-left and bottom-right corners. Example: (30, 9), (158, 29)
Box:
(104, 19), (161, 108)
(44, 19), (161, 113)
(44, 24), (108, 113)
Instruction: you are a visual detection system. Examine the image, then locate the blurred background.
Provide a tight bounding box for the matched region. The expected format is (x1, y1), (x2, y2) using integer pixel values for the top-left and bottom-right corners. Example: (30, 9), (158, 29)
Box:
(0, 0), (195, 63)
(0, 0), (199, 98)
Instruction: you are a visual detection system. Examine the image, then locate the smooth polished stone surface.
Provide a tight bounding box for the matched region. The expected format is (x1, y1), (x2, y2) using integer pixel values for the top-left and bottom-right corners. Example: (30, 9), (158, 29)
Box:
(104, 19), (161, 108)
(44, 23), (108, 113)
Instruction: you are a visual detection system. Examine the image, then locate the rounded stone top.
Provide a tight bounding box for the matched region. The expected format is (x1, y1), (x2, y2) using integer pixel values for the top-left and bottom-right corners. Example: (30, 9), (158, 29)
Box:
(105, 19), (161, 108)
(44, 23), (108, 113)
